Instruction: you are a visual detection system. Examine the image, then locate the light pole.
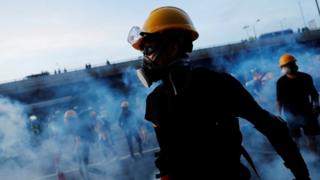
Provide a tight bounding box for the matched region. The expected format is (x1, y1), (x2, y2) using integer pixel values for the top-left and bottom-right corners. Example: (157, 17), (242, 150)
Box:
(251, 19), (262, 60)
(280, 18), (286, 31)
(252, 19), (260, 40)
(315, 0), (320, 19)
(243, 25), (250, 40)
(298, 1), (307, 27)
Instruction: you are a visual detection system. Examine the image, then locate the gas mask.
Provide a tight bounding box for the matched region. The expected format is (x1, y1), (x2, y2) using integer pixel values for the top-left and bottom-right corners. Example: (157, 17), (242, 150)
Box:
(281, 67), (290, 74)
(128, 27), (189, 87)
(136, 46), (168, 88)
(127, 27), (168, 87)
(281, 63), (298, 75)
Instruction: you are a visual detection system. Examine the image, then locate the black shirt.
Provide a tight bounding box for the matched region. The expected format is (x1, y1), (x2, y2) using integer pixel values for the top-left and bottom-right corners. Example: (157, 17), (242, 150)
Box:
(277, 72), (319, 115)
(145, 65), (309, 179)
(119, 107), (139, 131)
(75, 110), (97, 143)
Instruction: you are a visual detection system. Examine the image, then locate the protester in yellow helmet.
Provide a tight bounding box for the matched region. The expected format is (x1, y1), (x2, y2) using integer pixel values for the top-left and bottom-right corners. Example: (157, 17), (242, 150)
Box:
(128, 6), (310, 180)
(128, 6), (198, 88)
(276, 53), (320, 153)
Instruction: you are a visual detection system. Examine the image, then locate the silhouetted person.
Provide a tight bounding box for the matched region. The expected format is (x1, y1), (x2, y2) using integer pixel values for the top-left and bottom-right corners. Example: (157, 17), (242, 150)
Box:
(118, 100), (143, 159)
(64, 109), (103, 180)
(277, 53), (320, 153)
(245, 68), (264, 97)
(96, 110), (117, 159)
(128, 6), (311, 180)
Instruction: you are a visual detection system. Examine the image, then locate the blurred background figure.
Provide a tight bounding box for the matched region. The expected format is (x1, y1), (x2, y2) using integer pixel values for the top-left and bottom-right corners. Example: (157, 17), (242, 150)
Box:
(76, 108), (108, 179)
(245, 68), (264, 97)
(96, 107), (117, 161)
(28, 114), (42, 147)
(118, 100), (143, 159)
(245, 68), (275, 110)
(276, 53), (320, 154)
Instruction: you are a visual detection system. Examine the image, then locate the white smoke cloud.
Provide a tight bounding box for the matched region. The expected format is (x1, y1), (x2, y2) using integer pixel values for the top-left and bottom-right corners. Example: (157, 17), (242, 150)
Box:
(0, 69), (159, 180)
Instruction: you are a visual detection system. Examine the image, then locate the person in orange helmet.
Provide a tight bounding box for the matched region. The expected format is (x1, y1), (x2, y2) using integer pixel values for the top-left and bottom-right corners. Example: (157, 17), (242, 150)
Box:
(277, 53), (320, 153)
(128, 6), (311, 180)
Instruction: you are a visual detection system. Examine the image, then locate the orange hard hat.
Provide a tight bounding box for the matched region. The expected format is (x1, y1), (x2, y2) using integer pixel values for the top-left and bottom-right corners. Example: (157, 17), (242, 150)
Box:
(279, 53), (296, 67)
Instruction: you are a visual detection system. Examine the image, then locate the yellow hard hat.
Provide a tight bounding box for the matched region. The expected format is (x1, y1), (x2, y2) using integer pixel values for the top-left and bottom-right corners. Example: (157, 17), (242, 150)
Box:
(279, 53), (296, 67)
(128, 6), (199, 50)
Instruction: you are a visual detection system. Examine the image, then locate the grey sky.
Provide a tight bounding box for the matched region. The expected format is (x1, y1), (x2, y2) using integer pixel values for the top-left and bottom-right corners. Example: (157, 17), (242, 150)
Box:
(0, 0), (318, 82)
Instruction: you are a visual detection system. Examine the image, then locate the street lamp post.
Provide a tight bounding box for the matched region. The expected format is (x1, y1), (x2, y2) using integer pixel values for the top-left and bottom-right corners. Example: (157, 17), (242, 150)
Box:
(251, 19), (262, 60)
(252, 19), (260, 40)
(243, 25), (250, 40)
(280, 18), (286, 31)
(243, 19), (260, 41)
(315, 0), (320, 19)
(298, 1), (307, 27)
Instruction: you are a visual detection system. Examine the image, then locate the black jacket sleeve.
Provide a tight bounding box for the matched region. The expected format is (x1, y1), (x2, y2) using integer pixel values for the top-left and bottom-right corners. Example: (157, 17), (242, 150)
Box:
(276, 78), (283, 102)
(306, 74), (319, 102)
(226, 74), (310, 179)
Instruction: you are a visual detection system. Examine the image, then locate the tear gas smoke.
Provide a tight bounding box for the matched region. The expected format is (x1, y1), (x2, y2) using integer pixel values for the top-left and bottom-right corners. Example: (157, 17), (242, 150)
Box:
(208, 39), (320, 179)
(0, 70), (158, 180)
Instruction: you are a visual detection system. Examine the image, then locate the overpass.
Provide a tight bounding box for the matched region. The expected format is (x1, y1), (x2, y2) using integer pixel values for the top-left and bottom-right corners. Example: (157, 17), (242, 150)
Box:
(0, 28), (319, 114)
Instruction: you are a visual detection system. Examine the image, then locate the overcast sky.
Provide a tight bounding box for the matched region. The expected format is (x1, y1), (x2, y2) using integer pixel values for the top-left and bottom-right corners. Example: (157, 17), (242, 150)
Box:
(0, 0), (319, 82)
